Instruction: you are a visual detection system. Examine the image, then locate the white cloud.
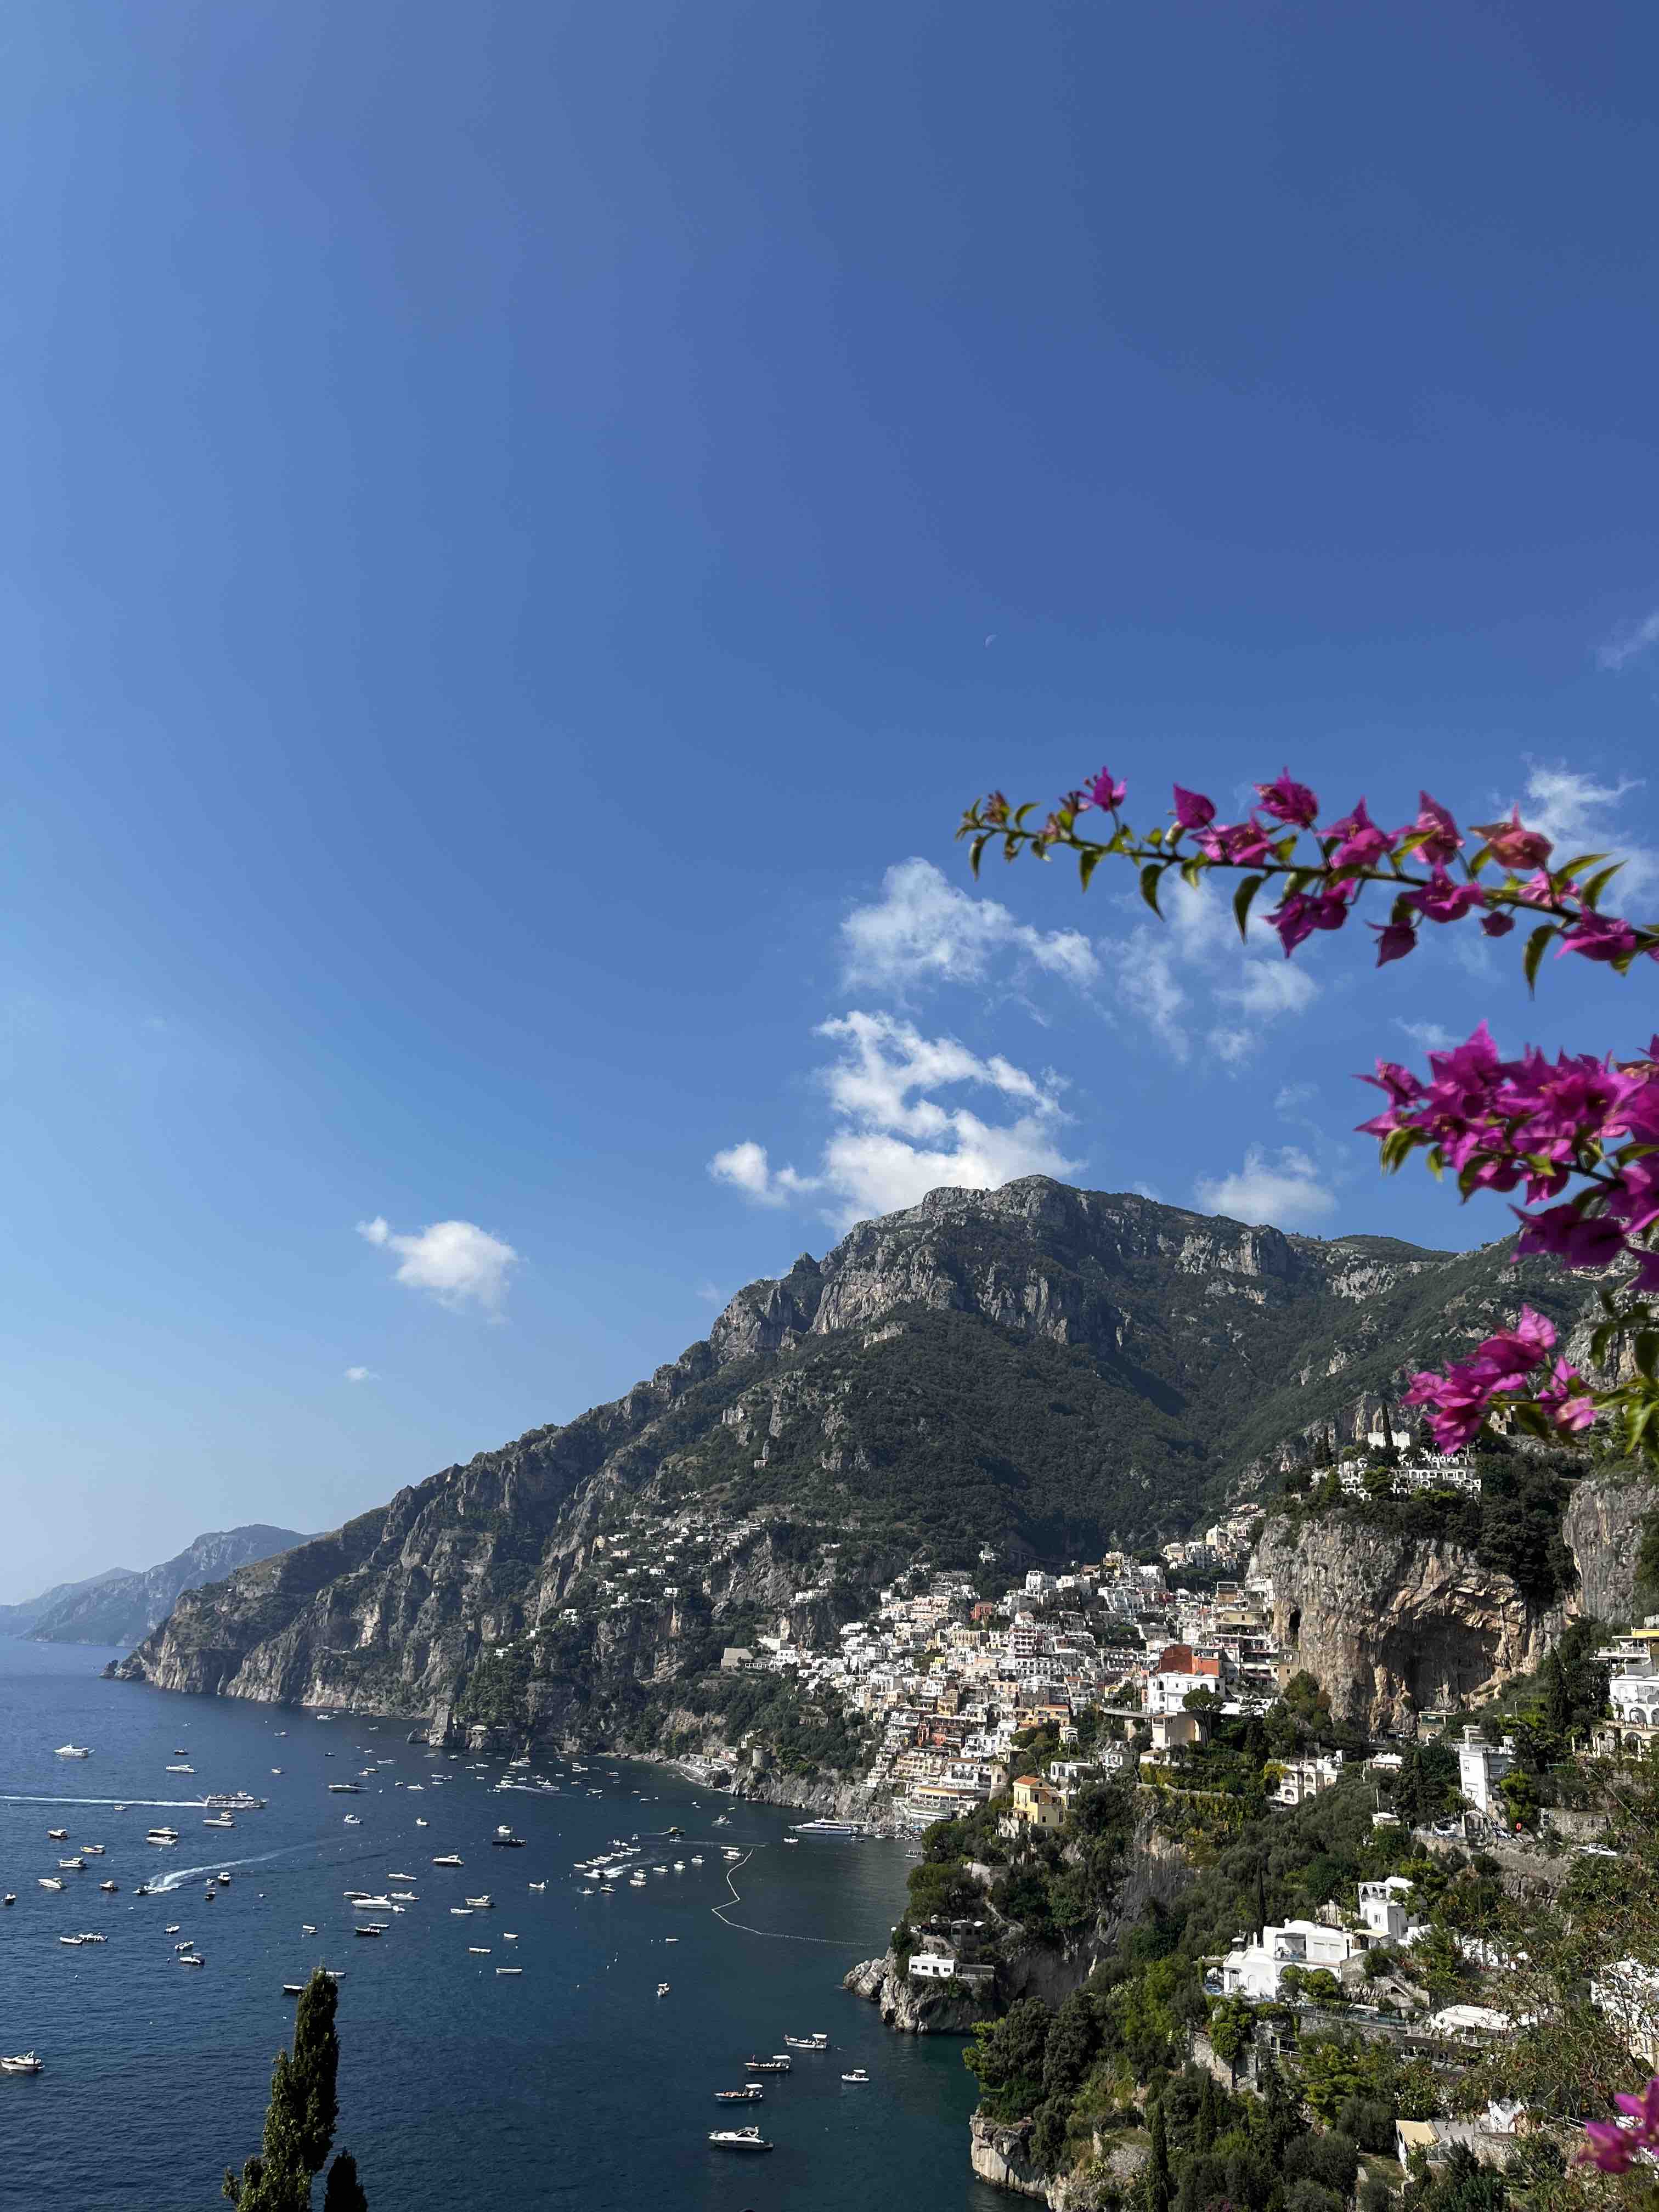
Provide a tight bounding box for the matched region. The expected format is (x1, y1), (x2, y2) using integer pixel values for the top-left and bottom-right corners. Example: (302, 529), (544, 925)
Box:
(344, 1365), (376, 1384)
(355, 1216), (519, 1314)
(1194, 1146), (1336, 1230)
(1098, 879), (1322, 1066)
(840, 859), (1099, 992)
(1596, 608), (1659, 672)
(695, 1281), (724, 1306)
(709, 1011), (1079, 1228)
(1394, 1018), (1457, 1053)
(1516, 766), (1656, 899)
(1274, 1082), (1316, 1111)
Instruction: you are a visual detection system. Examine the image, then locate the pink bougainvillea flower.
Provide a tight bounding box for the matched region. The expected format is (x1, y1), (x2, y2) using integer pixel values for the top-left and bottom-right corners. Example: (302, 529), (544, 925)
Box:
(1404, 870), (1485, 924)
(1516, 868), (1569, 907)
(1328, 799), (1395, 870)
(1410, 792), (1463, 867)
(1471, 806), (1554, 873)
(1087, 768), (1127, 810)
(1613, 2078), (1659, 2135)
(1512, 1206), (1627, 1270)
(1172, 785), (1216, 830)
(1255, 768), (1319, 828)
(1560, 913), (1641, 963)
(1267, 884), (1353, 956)
(1481, 910), (1516, 937)
(1196, 817), (1277, 866)
(1579, 2121), (1637, 2174)
(1538, 1361), (1598, 1434)
(1369, 919), (1418, 966)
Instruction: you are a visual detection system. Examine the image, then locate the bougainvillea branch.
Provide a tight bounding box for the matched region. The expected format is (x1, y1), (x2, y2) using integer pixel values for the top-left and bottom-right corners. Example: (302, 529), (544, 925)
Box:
(960, 770), (1659, 1460)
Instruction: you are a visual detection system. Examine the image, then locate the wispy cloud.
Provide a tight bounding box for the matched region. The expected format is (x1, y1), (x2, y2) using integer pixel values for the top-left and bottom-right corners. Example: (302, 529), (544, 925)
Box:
(840, 859), (1099, 993)
(1517, 766), (1655, 900)
(1394, 1018), (1457, 1053)
(1102, 879), (1319, 1066)
(710, 1011), (1079, 1228)
(1596, 608), (1659, 672)
(343, 1365), (377, 1384)
(1195, 1146), (1336, 1230)
(356, 1216), (519, 1314)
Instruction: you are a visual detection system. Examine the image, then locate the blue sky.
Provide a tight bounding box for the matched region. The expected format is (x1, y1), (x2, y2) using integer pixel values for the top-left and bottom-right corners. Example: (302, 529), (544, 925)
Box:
(4, 1), (1658, 1595)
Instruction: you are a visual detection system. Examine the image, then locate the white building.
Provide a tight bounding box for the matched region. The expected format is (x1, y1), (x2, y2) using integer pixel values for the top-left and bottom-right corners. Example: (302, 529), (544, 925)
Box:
(1221, 1918), (1360, 1999)
(1358, 1876), (1415, 1941)
(1591, 1959), (1659, 2070)
(1457, 1726), (1515, 1818)
(1272, 1751), (1344, 1806)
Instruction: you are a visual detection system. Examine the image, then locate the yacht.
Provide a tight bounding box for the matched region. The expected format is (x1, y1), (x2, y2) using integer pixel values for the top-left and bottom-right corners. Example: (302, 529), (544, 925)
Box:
(431, 1854), (464, 1867)
(301, 1925), (317, 1936)
(174, 1942), (195, 1953)
(165, 1925), (181, 1934)
(527, 1881), (546, 1892)
(99, 1881), (119, 1894)
(81, 1844), (105, 1857)
(178, 1954), (205, 1968)
(54, 1745), (91, 1759)
(38, 1878), (65, 1893)
(58, 1858), (86, 1871)
(791, 1818), (865, 1837)
(463, 1895), (493, 1909)
(707, 2126), (772, 2152)
(204, 1815), (235, 1830)
(327, 1782), (361, 1794)
(490, 1828), (524, 1848)
(714, 2086), (763, 2104)
(495, 1965), (523, 1976)
(388, 1872), (417, 1882)
(1, 2053), (45, 2074)
(353, 1925), (385, 1938)
(840, 2067), (870, 2083)
(147, 1827), (179, 1844)
(785, 2032), (830, 2050)
(165, 1764), (194, 1775)
(468, 1945), (491, 1955)
(449, 1908), (473, 1917)
(742, 2055), (791, 2072)
(283, 1983), (306, 1997)
(47, 1829), (68, 1842)
(59, 1934), (85, 1946)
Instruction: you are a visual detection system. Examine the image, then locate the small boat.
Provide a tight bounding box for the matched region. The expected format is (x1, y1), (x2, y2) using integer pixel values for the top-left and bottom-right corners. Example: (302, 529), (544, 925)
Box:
(1, 2053), (45, 2074)
(449, 1908), (473, 1917)
(841, 2067), (870, 2083)
(283, 1984), (305, 1996)
(99, 1881), (119, 1894)
(714, 2087), (763, 2104)
(389, 1892), (417, 1903)
(388, 1872), (417, 1882)
(1, 1894), (13, 1908)
(327, 1782), (361, 1795)
(204, 1815), (235, 1829)
(415, 1818), (428, 1827)
(165, 1925), (181, 1934)
(38, 1878), (65, 1893)
(463, 1895), (492, 1910)
(690, 1854), (703, 1865)
(174, 1748), (188, 1757)
(431, 1854), (462, 1866)
(54, 1745), (91, 1759)
(785, 2032), (829, 2050)
(784, 1836), (798, 1845)
(353, 1925), (385, 1939)
(165, 1764), (194, 1775)
(527, 1881), (546, 1892)
(468, 1944), (491, 1954)
(217, 1873), (232, 1884)
(495, 1966), (522, 1976)
(657, 1982), (671, 1997)
(47, 1830), (67, 1842)
(134, 1883), (152, 1897)
(271, 1768), (283, 1774)
(707, 2126), (772, 2152)
(58, 1858), (86, 1871)
(146, 1827), (179, 1844)
(179, 1954), (205, 1968)
(81, 1845), (105, 1857)
(174, 1942), (194, 1953)
(342, 1815), (362, 1827)
(59, 1934), (84, 1947)
(742, 2056), (791, 2072)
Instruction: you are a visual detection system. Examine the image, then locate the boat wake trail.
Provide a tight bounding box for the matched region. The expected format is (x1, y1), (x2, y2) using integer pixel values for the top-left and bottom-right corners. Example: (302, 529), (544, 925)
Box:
(709, 1848), (855, 1948)
(145, 1842), (322, 1893)
(1, 1795), (212, 1810)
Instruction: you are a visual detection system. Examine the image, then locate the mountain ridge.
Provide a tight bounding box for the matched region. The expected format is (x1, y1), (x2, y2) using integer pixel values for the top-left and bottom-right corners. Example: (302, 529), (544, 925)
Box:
(27, 1526), (311, 1647)
(111, 1177), (1594, 1730)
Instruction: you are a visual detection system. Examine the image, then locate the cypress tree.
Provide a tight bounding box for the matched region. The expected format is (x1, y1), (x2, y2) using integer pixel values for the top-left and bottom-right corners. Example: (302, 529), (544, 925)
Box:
(1195, 2070), (1218, 2154)
(323, 2152), (368, 2212)
(224, 1970), (363, 2210)
(1146, 2098), (1173, 2212)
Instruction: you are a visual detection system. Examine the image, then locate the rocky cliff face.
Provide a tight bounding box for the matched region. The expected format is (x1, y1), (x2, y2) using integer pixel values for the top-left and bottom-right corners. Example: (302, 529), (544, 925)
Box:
(111, 1178), (1598, 1751)
(1251, 1515), (1565, 1731)
(32, 1526), (308, 1647)
(1563, 1472), (1657, 1625)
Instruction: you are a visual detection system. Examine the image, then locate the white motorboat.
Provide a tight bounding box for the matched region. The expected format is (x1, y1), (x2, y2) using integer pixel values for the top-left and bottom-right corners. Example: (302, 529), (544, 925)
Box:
(495, 1965), (522, 1975)
(657, 1981), (671, 1996)
(99, 1881), (118, 1893)
(449, 1908), (473, 1917)
(714, 2086), (763, 2104)
(54, 1745), (91, 1759)
(708, 2126), (772, 2152)
(415, 1818), (428, 1827)
(58, 1858), (86, 1871)
(342, 1815), (362, 1826)
(81, 1844), (105, 1856)
(178, 1954), (205, 1968)
(785, 2032), (829, 2050)
(1, 2053), (44, 2074)
(165, 1764), (194, 1775)
(301, 1924), (317, 1936)
(2, 1894), (14, 1908)
(78, 1932), (106, 1944)
(38, 1878), (65, 1893)
(165, 1925), (181, 1934)
(840, 2067), (870, 2083)
(174, 1942), (195, 1954)
(47, 1830), (67, 1842)
(431, 1853), (462, 1866)
(59, 1934), (84, 1947)
(204, 1815), (236, 1829)
(527, 1881), (546, 1892)
(463, 1895), (492, 1909)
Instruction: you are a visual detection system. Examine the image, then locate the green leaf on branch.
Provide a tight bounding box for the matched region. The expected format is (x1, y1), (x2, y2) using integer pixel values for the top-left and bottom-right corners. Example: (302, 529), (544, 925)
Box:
(1635, 1332), (1659, 1381)
(1233, 875), (1265, 941)
(1139, 862), (1166, 917)
(1078, 847), (1102, 891)
(1579, 862), (1625, 911)
(1180, 857), (1205, 889)
(969, 834), (989, 878)
(1559, 852), (1610, 878)
(1522, 924), (1554, 992)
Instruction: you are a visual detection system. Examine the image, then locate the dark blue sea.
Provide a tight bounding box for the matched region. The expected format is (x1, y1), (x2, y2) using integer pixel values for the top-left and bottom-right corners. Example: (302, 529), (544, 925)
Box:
(0, 1641), (1000, 2211)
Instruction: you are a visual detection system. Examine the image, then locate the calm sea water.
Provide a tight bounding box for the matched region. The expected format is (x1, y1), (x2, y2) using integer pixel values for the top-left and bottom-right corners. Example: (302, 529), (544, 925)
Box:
(0, 1640), (1001, 2211)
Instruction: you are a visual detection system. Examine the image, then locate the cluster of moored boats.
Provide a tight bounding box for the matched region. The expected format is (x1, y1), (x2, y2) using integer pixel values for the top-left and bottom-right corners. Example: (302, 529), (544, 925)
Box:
(706, 2032), (871, 2152)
